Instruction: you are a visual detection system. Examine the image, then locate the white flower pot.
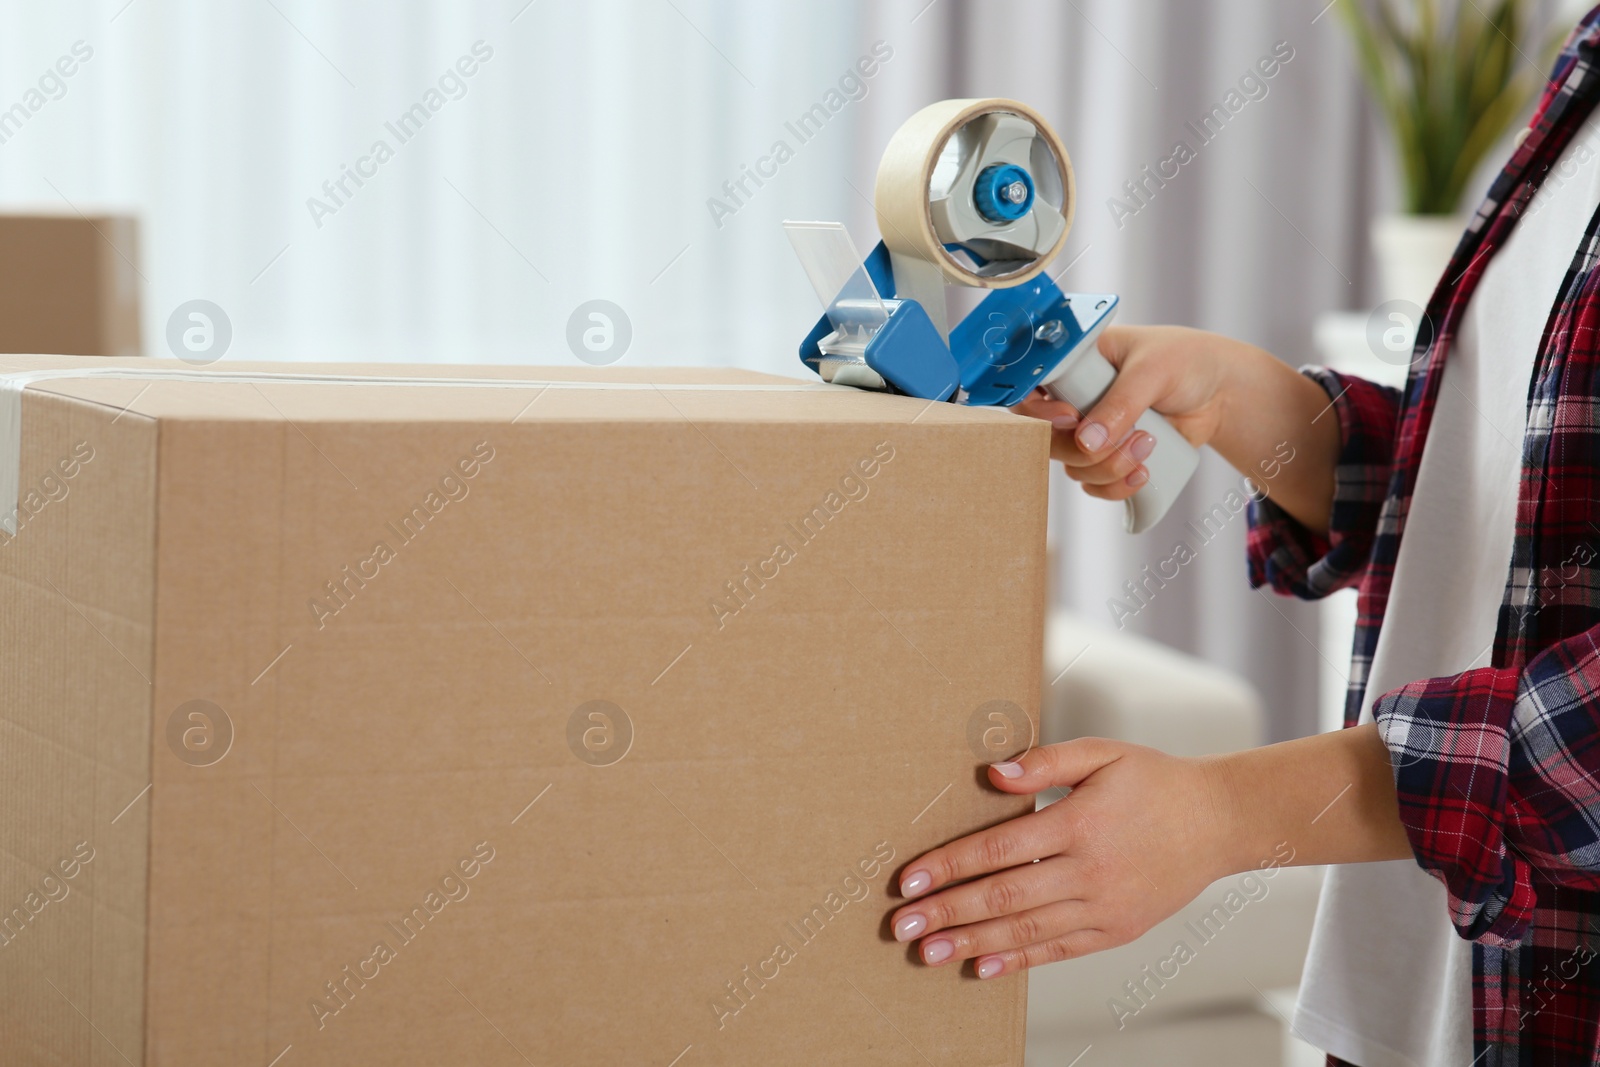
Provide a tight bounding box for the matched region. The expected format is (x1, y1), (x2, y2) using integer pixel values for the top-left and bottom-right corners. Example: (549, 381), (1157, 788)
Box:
(1370, 213), (1466, 307)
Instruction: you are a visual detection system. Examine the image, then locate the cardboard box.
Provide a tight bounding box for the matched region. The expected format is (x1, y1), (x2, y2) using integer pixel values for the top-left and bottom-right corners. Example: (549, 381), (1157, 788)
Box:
(0, 355), (1047, 1065)
(0, 215), (141, 357)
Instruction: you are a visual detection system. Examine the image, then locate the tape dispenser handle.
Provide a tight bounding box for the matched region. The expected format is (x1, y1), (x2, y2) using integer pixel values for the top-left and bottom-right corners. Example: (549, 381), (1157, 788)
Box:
(1042, 350), (1199, 534)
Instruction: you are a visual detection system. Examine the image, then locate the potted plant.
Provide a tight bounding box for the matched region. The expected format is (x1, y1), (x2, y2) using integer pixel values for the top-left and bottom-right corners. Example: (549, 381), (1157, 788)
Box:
(1338, 0), (1559, 304)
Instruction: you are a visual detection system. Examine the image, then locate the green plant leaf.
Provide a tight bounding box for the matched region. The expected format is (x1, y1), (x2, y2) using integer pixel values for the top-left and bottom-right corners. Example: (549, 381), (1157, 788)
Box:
(1337, 0), (1553, 213)
(1444, 69), (1536, 208)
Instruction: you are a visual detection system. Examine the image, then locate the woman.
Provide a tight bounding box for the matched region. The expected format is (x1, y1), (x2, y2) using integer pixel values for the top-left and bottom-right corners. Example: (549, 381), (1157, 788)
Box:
(887, 9), (1600, 1064)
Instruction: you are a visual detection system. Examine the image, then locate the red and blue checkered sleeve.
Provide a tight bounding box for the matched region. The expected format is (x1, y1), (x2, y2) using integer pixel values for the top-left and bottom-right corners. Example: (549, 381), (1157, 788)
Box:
(1246, 369), (1401, 599)
(1373, 637), (1600, 946)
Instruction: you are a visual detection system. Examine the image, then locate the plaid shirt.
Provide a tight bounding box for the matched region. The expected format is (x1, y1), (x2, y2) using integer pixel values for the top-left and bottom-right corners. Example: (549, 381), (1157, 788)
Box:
(1248, 9), (1600, 1063)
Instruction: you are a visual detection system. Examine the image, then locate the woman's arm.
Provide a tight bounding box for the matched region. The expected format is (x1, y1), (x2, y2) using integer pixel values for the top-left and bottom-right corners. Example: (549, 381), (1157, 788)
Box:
(888, 726), (1412, 979)
(896, 325), (1419, 978)
(1019, 324), (1404, 600)
(1372, 641), (1600, 944)
(1016, 325), (1341, 532)
(1216, 721), (1413, 868)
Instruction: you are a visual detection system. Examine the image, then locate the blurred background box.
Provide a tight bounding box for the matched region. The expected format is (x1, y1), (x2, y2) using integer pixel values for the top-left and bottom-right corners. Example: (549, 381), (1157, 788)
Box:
(0, 213), (140, 357)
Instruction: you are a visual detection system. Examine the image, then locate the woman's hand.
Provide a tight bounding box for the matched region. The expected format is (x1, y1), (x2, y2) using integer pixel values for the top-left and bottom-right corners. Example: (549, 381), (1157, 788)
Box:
(888, 739), (1235, 979)
(887, 725), (1415, 979)
(1014, 324), (1344, 533)
(1013, 325), (1237, 501)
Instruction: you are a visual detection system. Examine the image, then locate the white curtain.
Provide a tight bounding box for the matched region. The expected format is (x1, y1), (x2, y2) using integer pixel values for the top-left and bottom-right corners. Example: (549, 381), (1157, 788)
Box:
(11, 0), (1564, 738)
(0, 0), (879, 368)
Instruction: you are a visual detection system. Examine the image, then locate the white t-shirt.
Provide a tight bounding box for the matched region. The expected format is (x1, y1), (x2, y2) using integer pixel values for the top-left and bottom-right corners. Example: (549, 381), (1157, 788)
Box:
(1294, 108), (1600, 1067)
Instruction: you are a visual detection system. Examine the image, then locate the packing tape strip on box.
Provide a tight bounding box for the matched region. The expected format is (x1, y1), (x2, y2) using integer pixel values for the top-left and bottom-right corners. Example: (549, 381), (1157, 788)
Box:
(0, 367), (835, 536)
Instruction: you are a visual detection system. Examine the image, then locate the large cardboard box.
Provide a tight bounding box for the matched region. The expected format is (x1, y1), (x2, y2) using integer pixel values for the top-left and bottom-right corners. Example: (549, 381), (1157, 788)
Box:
(0, 355), (1047, 1066)
(0, 215), (142, 357)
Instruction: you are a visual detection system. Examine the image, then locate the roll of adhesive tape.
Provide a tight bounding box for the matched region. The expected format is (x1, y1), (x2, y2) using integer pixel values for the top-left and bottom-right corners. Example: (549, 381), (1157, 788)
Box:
(875, 98), (1194, 535)
(873, 98), (1076, 288)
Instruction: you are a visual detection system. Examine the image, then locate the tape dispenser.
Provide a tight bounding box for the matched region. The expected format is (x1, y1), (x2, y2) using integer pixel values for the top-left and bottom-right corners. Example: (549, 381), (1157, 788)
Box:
(785, 98), (1197, 534)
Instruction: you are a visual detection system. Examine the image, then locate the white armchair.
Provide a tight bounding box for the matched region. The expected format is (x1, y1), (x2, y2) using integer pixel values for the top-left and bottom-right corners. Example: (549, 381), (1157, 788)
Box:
(1040, 611), (1265, 757)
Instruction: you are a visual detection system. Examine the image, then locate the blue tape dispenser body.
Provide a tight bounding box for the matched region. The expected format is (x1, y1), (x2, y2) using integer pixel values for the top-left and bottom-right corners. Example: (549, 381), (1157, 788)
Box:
(783, 97), (1200, 533)
(795, 238), (1116, 409)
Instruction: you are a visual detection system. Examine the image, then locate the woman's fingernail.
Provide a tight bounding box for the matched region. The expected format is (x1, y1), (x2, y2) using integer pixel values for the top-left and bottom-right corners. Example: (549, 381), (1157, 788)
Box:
(1129, 433), (1156, 462)
(976, 956), (1004, 979)
(992, 761), (1024, 779)
(901, 870), (931, 897)
(1126, 468), (1149, 488)
(1077, 422), (1109, 452)
(894, 914), (927, 941)
(923, 938), (954, 965)
(1050, 414), (1079, 431)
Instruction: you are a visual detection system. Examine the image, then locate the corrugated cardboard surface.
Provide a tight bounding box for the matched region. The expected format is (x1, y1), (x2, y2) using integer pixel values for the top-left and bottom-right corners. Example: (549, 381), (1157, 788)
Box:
(0, 380), (155, 1066)
(0, 217), (141, 357)
(0, 355), (1047, 1066)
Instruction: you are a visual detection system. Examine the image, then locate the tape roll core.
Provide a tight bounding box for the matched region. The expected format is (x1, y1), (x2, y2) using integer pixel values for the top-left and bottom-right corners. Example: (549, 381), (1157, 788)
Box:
(873, 98), (1076, 289)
